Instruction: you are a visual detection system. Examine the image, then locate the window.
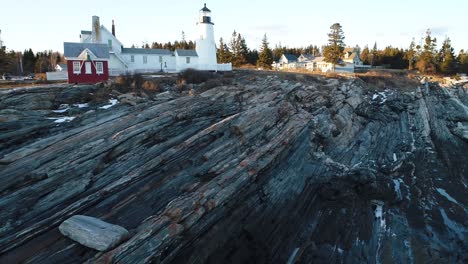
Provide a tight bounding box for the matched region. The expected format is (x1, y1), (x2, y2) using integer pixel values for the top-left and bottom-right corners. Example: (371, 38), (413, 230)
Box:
(96, 62), (104, 74)
(85, 62), (92, 74)
(73, 61), (81, 74)
(107, 39), (112, 49)
(131, 55), (135, 62)
(186, 57), (190, 64)
(143, 56), (148, 64)
(159, 56), (163, 63)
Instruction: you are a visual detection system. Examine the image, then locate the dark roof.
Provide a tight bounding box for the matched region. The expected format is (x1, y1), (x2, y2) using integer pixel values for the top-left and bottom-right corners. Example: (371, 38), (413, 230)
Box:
(201, 3), (211, 12)
(80, 30), (91, 35)
(121, 48), (173, 55)
(63, 42), (110, 58)
(283, 54), (298, 62)
(57, 63), (68, 69)
(299, 54), (314, 60)
(175, 49), (198, 57)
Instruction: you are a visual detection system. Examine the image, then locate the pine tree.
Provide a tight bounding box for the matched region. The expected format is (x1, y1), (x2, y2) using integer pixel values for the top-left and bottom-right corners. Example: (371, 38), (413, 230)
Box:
(257, 34), (273, 69)
(360, 45), (370, 65)
(371, 42), (378, 66)
(457, 50), (468, 74)
(416, 29), (437, 74)
(323, 23), (345, 71)
(217, 37), (232, 63)
(237, 33), (248, 64)
(246, 49), (259, 65)
(439, 37), (456, 74)
(22, 48), (36, 74)
(229, 31), (248, 67)
(272, 43), (284, 62)
(406, 39), (416, 70)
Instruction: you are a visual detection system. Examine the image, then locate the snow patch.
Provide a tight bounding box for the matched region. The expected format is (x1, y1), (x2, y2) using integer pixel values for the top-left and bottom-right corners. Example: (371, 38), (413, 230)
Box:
(374, 202), (386, 229)
(74, 103), (89, 108)
(47, 117), (75, 123)
(99, 99), (118, 109)
(52, 104), (70, 113)
(393, 153), (397, 162)
(371, 90), (391, 104)
(436, 188), (460, 205)
(52, 108), (69, 113)
(393, 179), (402, 200)
(53, 103), (89, 113)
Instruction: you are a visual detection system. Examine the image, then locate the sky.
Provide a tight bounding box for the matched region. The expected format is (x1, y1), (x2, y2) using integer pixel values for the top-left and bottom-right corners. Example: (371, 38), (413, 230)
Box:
(1, 0), (467, 53)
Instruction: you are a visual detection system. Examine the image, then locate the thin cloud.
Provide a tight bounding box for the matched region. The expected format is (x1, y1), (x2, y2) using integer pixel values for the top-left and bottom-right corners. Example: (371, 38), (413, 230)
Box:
(253, 24), (291, 35)
(418, 26), (450, 36)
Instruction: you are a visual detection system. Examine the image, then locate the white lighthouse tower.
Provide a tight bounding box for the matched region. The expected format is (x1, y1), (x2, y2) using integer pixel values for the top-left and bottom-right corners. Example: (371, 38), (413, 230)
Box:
(195, 3), (217, 71)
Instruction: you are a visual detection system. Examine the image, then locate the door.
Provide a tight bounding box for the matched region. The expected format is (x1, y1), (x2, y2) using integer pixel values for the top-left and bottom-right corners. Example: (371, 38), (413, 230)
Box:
(85, 62), (92, 74)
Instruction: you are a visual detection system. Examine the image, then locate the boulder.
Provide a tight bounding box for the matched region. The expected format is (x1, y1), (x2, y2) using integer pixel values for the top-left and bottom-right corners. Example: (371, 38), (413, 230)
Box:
(59, 215), (129, 251)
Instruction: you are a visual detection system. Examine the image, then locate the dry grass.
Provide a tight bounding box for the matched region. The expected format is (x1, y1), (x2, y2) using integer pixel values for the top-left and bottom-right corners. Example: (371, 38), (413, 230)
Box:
(355, 70), (420, 92)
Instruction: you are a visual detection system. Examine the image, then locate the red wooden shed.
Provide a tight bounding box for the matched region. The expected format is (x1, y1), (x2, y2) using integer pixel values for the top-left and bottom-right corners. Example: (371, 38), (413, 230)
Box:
(63, 42), (110, 84)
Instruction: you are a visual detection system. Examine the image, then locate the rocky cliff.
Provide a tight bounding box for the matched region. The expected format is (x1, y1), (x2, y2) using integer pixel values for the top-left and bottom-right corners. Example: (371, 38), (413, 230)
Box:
(0, 71), (466, 263)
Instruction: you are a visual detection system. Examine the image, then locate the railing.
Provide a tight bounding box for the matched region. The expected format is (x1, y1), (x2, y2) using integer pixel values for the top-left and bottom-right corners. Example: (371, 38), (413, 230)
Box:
(217, 63), (232, 71)
(109, 68), (177, 76)
(46, 71), (68, 81)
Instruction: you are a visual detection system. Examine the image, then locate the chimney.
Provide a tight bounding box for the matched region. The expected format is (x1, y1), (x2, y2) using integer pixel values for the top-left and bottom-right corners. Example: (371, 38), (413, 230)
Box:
(112, 19), (116, 37)
(92, 16), (101, 43)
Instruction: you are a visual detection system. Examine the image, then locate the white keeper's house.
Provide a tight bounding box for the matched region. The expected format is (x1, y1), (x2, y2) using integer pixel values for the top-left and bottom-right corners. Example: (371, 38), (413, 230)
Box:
(66, 3), (231, 77)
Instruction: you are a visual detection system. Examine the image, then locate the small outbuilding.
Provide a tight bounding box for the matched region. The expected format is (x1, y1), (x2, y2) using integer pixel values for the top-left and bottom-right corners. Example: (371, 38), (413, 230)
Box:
(64, 42), (110, 84)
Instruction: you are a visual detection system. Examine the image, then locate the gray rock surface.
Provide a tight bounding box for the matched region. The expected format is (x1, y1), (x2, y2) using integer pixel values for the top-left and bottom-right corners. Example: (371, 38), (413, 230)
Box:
(59, 215), (129, 251)
(0, 72), (466, 263)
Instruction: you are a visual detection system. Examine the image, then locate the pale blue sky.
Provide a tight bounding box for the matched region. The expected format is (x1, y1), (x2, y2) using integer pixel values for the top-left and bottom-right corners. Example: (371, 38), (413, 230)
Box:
(1, 0), (466, 53)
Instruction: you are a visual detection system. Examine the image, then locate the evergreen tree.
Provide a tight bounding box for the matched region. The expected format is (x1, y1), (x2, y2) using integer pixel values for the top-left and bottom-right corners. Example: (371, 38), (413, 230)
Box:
(237, 33), (248, 64)
(22, 48), (36, 74)
(323, 23), (345, 71)
(34, 51), (52, 73)
(406, 39), (416, 70)
(257, 34), (273, 69)
(217, 37), (232, 63)
(360, 45), (370, 65)
(272, 43), (284, 62)
(416, 29), (437, 74)
(0, 46), (15, 74)
(439, 37), (456, 74)
(246, 49), (259, 65)
(371, 42), (378, 66)
(457, 50), (468, 74)
(229, 31), (248, 67)
(303, 45), (321, 57)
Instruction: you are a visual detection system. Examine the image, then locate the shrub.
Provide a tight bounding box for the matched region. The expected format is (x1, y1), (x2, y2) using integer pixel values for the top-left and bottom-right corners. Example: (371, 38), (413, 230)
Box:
(115, 75), (127, 86)
(178, 69), (213, 84)
(114, 74), (144, 94)
(142, 80), (160, 92)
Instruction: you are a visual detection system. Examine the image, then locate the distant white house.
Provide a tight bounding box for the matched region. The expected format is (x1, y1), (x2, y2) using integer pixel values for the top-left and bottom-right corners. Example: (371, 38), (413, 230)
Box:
(343, 47), (363, 65)
(275, 47), (366, 73)
(67, 4), (231, 76)
(273, 54), (298, 70)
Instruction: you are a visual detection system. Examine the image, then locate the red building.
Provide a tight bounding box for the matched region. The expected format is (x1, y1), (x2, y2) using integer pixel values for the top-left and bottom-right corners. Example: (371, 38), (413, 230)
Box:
(64, 42), (110, 84)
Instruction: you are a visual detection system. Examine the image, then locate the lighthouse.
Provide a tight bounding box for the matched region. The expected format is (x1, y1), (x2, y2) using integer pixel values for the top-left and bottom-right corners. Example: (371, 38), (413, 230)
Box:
(195, 3), (218, 71)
